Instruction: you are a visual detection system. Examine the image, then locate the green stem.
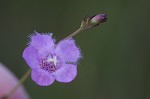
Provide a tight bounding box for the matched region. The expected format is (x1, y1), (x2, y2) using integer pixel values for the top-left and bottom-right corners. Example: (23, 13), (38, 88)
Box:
(55, 27), (85, 47)
(63, 27), (83, 40)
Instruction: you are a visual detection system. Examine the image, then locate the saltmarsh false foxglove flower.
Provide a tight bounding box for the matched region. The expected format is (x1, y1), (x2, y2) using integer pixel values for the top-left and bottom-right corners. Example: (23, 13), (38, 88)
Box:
(90, 14), (107, 25)
(80, 13), (107, 30)
(22, 32), (81, 86)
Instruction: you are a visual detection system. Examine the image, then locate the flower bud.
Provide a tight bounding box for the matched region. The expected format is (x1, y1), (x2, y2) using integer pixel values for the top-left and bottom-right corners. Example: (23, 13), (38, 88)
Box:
(90, 14), (107, 25)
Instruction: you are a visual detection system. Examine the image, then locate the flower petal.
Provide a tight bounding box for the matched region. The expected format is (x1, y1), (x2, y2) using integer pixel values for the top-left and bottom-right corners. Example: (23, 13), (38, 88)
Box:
(0, 63), (29, 99)
(22, 46), (39, 69)
(30, 33), (55, 56)
(31, 69), (55, 86)
(53, 64), (77, 83)
(55, 39), (81, 62)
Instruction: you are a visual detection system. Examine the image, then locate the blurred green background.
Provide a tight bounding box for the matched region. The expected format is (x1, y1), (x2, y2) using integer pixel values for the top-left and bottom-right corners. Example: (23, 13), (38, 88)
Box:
(0, 0), (150, 99)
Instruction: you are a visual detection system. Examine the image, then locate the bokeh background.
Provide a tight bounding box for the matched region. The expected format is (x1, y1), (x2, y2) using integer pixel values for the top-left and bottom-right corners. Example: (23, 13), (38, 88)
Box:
(0, 0), (150, 99)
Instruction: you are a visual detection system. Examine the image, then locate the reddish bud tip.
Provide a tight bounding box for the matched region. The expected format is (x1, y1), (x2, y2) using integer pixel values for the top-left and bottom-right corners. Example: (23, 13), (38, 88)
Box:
(90, 14), (107, 25)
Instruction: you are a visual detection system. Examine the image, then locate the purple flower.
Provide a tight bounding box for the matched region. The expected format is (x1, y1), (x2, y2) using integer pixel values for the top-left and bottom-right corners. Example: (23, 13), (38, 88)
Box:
(22, 32), (81, 86)
(90, 14), (107, 25)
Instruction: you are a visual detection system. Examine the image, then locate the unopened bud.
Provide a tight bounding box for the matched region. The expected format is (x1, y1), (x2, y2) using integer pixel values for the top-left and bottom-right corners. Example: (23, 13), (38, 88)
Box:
(90, 14), (107, 26)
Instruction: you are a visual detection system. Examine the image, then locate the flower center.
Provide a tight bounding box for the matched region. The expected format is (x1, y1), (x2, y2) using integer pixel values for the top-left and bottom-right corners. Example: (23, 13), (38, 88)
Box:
(39, 55), (58, 73)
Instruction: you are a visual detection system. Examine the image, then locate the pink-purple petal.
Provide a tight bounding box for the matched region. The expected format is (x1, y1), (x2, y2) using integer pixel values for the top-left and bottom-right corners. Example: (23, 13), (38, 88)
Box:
(0, 63), (29, 99)
(22, 46), (39, 69)
(30, 33), (55, 55)
(55, 39), (81, 62)
(53, 64), (77, 83)
(31, 69), (55, 86)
